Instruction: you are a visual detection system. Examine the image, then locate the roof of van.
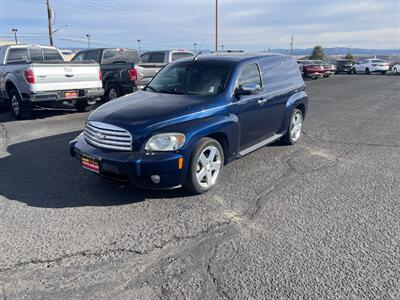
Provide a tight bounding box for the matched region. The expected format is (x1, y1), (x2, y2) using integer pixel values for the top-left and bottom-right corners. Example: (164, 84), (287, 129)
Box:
(179, 52), (287, 63)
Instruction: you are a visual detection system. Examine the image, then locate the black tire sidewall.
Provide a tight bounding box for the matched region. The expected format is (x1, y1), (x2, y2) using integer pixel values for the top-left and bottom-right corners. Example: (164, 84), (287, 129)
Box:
(9, 89), (32, 119)
(185, 138), (224, 194)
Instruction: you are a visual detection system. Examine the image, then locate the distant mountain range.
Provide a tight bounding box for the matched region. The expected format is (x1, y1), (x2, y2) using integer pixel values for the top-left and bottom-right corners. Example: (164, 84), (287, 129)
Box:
(62, 46), (400, 57)
(269, 47), (400, 56)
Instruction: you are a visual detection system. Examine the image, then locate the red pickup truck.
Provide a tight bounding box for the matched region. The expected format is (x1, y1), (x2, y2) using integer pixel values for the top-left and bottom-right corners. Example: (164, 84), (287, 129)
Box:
(297, 60), (326, 79)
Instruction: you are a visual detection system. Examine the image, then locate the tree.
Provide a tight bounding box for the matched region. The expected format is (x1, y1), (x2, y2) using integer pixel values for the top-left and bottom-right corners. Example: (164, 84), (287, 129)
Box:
(309, 45), (326, 60)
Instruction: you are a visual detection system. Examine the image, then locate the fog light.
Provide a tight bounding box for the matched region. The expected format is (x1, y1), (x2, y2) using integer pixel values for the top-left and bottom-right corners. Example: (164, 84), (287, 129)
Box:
(151, 175), (160, 184)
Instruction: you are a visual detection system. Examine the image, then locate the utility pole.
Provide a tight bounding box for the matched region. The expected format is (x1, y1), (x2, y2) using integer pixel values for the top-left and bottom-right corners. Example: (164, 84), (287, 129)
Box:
(215, 0), (218, 52)
(290, 36), (294, 56)
(11, 28), (18, 44)
(137, 39), (141, 54)
(46, 0), (54, 46)
(86, 34), (91, 48)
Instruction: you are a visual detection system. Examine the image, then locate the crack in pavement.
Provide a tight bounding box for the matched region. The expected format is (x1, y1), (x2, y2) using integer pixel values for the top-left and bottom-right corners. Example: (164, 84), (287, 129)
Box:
(0, 216), (236, 274)
(302, 129), (400, 148)
(207, 244), (231, 300)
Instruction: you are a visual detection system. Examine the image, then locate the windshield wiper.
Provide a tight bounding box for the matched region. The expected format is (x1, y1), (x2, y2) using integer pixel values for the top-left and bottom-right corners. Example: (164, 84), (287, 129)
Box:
(146, 86), (159, 92)
(158, 89), (186, 95)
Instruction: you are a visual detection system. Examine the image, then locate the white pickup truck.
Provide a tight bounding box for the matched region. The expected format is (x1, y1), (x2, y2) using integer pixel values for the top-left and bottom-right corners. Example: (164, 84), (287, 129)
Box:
(0, 44), (104, 119)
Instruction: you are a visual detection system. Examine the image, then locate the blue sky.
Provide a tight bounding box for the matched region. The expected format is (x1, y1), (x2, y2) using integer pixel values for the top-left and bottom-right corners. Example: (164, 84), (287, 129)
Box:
(0, 0), (399, 50)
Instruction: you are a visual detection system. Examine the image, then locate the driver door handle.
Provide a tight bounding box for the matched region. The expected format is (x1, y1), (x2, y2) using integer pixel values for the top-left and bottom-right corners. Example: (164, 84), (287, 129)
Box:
(257, 97), (268, 105)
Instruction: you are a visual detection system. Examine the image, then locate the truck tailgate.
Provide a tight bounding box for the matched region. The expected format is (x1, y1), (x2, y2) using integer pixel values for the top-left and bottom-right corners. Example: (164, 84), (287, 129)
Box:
(31, 63), (102, 93)
(136, 63), (164, 87)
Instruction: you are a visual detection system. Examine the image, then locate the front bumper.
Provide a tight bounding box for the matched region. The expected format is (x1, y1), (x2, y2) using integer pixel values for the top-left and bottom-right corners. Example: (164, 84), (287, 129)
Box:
(24, 88), (104, 103)
(70, 135), (187, 189)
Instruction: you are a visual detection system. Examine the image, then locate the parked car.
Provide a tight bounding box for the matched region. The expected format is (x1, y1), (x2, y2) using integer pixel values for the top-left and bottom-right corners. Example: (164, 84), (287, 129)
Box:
(312, 60), (336, 77)
(297, 60), (325, 79)
(70, 53), (308, 194)
(391, 62), (400, 74)
(0, 44), (104, 119)
(72, 48), (141, 101)
(352, 58), (389, 74)
(333, 59), (354, 74)
(136, 50), (195, 89)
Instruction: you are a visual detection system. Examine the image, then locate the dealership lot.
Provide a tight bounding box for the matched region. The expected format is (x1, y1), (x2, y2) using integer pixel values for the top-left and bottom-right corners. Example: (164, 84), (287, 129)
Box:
(0, 75), (399, 298)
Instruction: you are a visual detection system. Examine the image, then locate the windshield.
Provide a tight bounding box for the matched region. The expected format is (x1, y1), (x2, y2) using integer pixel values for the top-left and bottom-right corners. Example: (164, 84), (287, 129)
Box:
(102, 49), (140, 64)
(146, 62), (231, 96)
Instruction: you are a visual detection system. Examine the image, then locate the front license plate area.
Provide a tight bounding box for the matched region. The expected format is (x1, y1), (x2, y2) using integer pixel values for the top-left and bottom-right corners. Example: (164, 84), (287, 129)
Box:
(81, 155), (100, 173)
(64, 90), (78, 99)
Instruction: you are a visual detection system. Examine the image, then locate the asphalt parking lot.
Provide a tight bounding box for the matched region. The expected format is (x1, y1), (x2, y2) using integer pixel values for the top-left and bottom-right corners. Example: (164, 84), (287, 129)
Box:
(0, 75), (399, 299)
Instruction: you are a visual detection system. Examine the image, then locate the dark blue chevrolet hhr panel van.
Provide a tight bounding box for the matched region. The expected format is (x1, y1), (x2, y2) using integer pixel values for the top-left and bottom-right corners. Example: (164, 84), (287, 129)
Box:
(70, 53), (308, 193)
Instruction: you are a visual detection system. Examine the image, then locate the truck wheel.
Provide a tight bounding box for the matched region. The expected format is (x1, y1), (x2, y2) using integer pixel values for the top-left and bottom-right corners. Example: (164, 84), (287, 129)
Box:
(9, 89), (32, 120)
(106, 85), (120, 101)
(282, 108), (303, 145)
(184, 137), (224, 194)
(75, 101), (89, 112)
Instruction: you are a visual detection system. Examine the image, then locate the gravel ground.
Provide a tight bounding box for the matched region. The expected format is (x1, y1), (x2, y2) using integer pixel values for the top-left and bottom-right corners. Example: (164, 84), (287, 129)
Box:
(0, 75), (399, 299)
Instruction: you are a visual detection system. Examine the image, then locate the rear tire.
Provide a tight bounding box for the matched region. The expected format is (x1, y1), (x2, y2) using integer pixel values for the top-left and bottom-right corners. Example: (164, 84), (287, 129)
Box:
(352, 67), (357, 74)
(184, 138), (224, 194)
(282, 108), (303, 145)
(9, 89), (32, 120)
(105, 85), (121, 101)
(365, 68), (370, 74)
(393, 67), (398, 74)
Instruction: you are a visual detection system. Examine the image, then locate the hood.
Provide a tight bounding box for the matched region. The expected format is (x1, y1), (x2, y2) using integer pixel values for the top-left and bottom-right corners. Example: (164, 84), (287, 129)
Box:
(88, 90), (218, 131)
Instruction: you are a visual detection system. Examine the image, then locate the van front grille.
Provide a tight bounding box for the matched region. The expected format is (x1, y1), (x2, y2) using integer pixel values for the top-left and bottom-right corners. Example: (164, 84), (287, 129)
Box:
(84, 121), (132, 151)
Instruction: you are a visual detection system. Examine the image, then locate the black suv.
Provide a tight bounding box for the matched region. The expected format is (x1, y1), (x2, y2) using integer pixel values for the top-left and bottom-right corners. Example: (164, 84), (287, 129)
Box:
(334, 59), (354, 74)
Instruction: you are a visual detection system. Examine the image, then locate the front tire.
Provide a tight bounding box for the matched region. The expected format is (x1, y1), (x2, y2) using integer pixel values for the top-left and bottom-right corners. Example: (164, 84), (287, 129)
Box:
(393, 67), (398, 74)
(184, 138), (224, 194)
(282, 108), (303, 145)
(9, 89), (32, 120)
(365, 68), (370, 74)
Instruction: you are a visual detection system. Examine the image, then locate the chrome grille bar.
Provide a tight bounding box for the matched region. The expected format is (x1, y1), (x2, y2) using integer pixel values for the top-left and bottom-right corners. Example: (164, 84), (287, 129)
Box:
(84, 121), (132, 151)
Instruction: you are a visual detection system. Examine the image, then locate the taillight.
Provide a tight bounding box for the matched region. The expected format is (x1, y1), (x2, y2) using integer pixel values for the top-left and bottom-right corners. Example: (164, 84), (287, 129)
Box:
(99, 69), (103, 81)
(128, 68), (137, 81)
(24, 69), (35, 84)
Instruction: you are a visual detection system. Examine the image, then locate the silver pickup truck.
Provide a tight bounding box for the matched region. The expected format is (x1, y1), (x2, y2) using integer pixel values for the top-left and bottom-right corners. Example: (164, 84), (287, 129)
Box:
(136, 50), (194, 89)
(0, 44), (104, 119)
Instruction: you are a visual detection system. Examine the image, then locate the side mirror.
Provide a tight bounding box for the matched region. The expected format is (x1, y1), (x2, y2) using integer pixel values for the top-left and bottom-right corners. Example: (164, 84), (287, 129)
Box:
(235, 83), (261, 97)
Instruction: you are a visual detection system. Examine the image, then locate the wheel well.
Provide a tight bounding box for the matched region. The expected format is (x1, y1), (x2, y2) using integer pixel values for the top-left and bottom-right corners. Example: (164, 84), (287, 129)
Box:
(5, 81), (17, 97)
(296, 103), (306, 118)
(206, 132), (229, 163)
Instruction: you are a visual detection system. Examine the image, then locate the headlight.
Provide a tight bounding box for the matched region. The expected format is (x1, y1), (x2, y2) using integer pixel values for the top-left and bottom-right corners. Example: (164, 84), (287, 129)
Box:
(145, 133), (186, 151)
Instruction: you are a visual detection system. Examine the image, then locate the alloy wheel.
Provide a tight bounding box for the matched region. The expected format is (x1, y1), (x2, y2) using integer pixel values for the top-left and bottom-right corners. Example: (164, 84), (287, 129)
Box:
(108, 88), (118, 100)
(11, 95), (19, 116)
(195, 145), (222, 189)
(290, 111), (303, 142)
